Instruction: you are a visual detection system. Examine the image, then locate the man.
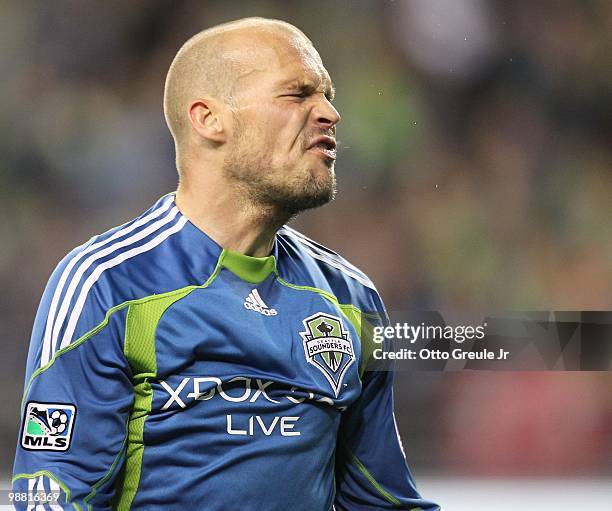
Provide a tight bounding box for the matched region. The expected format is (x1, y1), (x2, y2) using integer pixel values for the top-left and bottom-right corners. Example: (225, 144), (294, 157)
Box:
(13, 17), (439, 511)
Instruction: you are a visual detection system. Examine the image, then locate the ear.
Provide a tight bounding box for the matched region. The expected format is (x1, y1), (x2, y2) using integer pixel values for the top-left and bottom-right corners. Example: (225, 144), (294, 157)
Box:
(187, 98), (226, 143)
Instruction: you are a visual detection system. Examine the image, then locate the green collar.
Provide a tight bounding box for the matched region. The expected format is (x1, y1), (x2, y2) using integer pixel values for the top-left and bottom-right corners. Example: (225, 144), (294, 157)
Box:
(219, 249), (277, 284)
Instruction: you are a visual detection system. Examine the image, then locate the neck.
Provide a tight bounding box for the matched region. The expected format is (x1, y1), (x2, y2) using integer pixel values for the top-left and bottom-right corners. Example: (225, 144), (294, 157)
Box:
(175, 176), (289, 258)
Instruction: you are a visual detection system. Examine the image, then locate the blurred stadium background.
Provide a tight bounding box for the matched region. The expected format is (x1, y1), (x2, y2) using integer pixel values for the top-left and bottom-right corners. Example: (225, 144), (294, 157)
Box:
(1, 1), (611, 509)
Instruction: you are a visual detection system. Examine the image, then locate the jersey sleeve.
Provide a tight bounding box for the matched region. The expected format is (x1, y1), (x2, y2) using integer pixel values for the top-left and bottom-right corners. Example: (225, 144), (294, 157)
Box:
(12, 255), (133, 510)
(334, 295), (440, 511)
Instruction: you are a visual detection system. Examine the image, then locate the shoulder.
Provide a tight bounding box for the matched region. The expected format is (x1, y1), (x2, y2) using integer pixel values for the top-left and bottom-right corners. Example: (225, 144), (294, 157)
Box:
(276, 226), (387, 319)
(38, 194), (197, 356)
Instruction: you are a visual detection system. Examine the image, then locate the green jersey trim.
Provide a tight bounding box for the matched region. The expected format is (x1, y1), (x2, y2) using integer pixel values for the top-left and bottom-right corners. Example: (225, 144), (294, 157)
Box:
(83, 418), (129, 510)
(114, 260), (224, 510)
(338, 436), (404, 507)
(350, 451), (401, 506)
(220, 249), (277, 283)
(19, 257), (225, 509)
(275, 276), (381, 375)
(21, 255), (225, 413)
(113, 379), (153, 511)
(115, 289), (191, 510)
(20, 299), (131, 413)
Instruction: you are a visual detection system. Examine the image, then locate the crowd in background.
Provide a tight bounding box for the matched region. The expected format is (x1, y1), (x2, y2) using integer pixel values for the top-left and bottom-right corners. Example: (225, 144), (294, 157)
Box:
(1, 1), (610, 476)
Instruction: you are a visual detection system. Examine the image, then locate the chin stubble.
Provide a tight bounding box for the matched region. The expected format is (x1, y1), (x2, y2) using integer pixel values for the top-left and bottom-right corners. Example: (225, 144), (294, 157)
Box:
(223, 155), (336, 216)
(224, 115), (336, 215)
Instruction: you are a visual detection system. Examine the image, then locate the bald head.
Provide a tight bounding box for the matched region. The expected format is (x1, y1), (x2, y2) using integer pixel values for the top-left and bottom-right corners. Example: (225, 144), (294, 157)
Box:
(163, 17), (315, 156)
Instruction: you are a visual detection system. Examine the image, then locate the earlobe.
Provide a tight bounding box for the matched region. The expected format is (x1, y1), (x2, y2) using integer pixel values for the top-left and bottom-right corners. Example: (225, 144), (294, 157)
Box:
(188, 99), (226, 143)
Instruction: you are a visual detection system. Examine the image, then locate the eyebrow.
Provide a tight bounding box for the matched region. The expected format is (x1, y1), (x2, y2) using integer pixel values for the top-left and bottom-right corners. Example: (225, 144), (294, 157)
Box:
(326, 83), (336, 101)
(280, 79), (336, 101)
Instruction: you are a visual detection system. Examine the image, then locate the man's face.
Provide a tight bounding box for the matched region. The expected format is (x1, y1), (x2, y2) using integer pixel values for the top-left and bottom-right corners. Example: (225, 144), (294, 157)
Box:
(222, 34), (341, 215)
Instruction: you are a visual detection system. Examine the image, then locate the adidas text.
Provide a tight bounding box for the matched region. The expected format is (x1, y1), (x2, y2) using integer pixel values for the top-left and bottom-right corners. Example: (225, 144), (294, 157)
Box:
(244, 289), (277, 316)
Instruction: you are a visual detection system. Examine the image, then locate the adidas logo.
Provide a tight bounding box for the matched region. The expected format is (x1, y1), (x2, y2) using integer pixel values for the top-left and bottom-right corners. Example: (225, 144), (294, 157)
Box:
(244, 289), (277, 316)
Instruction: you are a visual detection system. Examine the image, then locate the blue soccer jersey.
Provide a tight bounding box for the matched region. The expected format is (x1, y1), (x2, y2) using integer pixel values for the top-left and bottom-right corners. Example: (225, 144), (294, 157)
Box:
(13, 193), (439, 510)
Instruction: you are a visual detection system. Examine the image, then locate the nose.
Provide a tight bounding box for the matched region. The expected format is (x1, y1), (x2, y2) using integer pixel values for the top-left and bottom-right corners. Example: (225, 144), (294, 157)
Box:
(313, 96), (341, 129)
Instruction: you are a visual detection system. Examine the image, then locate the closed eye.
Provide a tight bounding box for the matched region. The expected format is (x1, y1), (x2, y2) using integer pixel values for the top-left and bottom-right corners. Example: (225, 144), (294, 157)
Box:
(284, 90), (334, 102)
(284, 90), (311, 99)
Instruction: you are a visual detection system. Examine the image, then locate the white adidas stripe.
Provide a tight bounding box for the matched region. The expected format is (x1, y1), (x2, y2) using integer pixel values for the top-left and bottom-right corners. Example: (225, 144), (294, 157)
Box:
(45, 205), (180, 363)
(40, 196), (173, 366)
(284, 236), (375, 290)
(48, 479), (63, 511)
(393, 410), (407, 460)
(280, 227), (376, 290)
(391, 388), (407, 461)
(59, 216), (187, 351)
(35, 475), (45, 511)
(27, 477), (36, 511)
(282, 226), (371, 279)
(251, 288), (268, 308)
(24, 461), (66, 509)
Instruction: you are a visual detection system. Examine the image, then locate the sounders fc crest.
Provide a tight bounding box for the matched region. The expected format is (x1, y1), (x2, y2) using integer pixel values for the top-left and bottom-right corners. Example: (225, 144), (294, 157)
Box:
(300, 312), (355, 397)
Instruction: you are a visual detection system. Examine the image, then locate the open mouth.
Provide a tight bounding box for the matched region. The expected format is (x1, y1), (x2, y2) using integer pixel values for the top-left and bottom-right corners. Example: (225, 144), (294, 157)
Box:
(308, 136), (337, 160)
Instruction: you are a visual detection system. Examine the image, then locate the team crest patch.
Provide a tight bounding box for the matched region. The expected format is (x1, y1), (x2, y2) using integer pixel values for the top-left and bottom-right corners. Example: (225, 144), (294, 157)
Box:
(300, 312), (355, 397)
(21, 402), (76, 451)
